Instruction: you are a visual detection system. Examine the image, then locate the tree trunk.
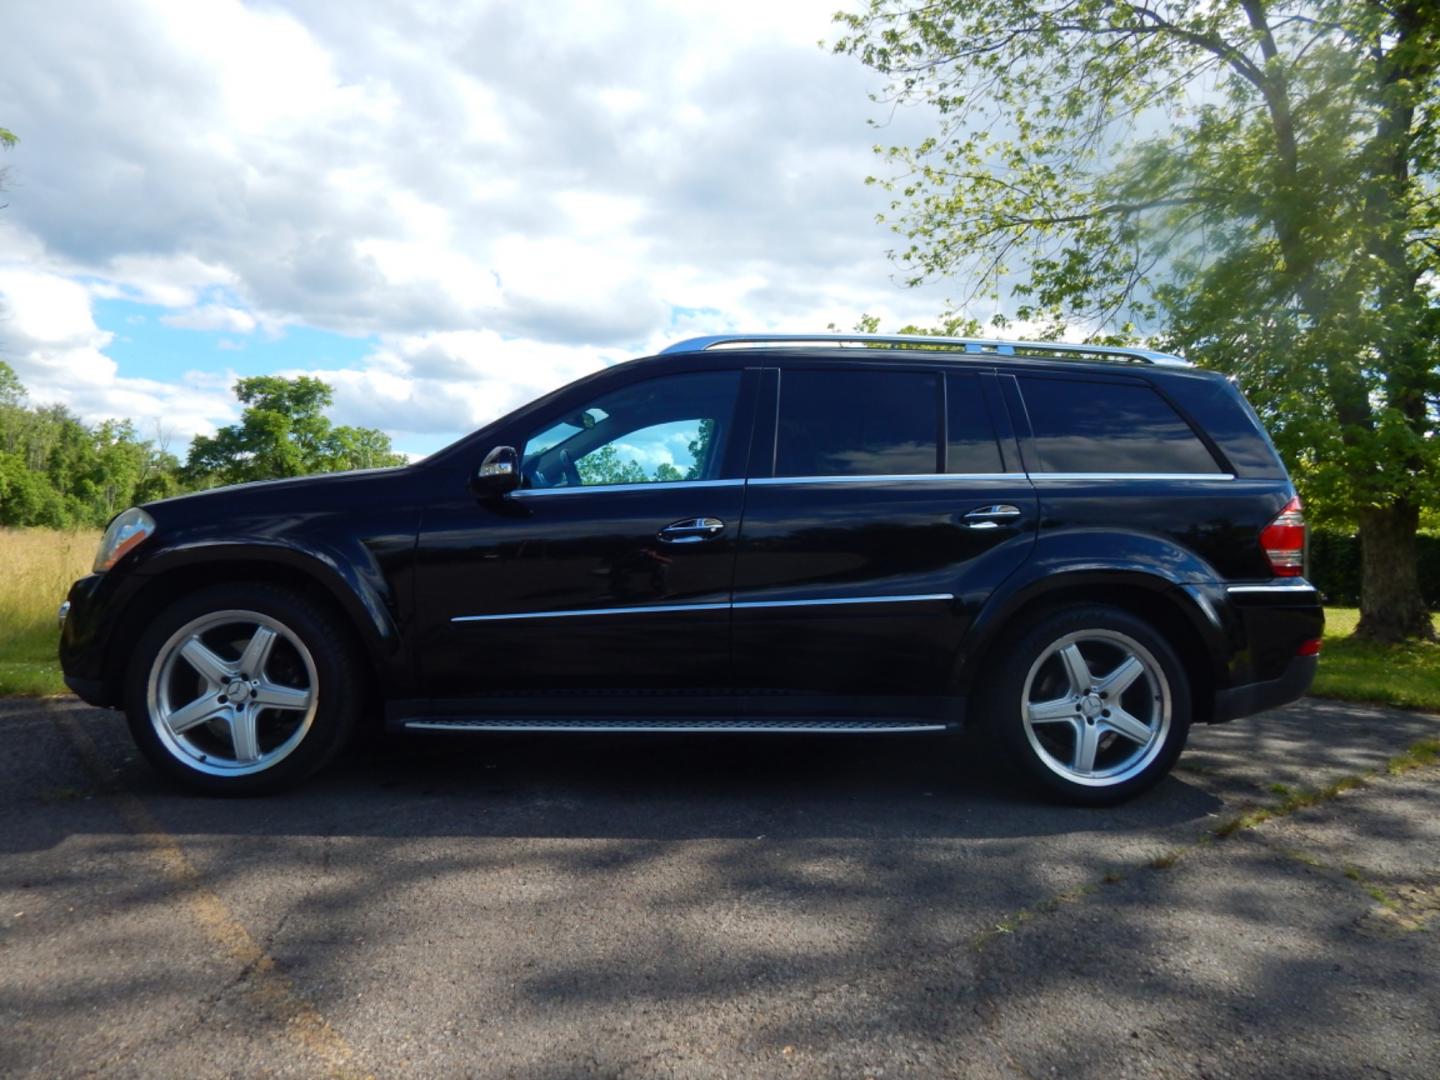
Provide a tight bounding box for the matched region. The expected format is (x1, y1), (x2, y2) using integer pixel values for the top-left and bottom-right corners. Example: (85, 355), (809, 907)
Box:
(1355, 500), (1436, 643)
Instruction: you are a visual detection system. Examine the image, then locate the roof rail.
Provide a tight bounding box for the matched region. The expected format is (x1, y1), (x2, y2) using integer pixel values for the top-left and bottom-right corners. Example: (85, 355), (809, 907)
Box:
(658, 333), (1191, 367)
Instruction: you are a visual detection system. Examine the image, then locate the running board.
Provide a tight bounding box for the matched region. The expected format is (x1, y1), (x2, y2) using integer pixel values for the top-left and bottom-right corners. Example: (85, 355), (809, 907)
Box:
(401, 717), (947, 734)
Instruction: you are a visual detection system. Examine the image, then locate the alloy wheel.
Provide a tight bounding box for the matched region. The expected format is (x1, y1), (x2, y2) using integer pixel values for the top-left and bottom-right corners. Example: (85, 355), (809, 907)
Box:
(146, 609), (318, 777)
(1020, 628), (1172, 788)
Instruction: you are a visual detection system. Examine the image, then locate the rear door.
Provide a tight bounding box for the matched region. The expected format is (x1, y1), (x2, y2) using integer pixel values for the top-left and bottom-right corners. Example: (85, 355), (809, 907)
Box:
(730, 362), (1038, 719)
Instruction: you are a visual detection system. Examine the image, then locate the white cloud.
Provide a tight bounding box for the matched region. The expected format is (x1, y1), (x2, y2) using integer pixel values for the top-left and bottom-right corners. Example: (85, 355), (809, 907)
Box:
(0, 268), (238, 440)
(160, 304), (258, 333)
(290, 330), (614, 437)
(0, 0), (957, 451)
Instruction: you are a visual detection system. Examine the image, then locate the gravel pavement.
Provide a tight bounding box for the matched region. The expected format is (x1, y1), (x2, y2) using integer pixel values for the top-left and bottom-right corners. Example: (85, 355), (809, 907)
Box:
(1, 696), (1437, 1078)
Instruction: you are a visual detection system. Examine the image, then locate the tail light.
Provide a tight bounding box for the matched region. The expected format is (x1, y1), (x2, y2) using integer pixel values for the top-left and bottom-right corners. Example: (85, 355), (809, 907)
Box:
(1296, 638), (1322, 656)
(1261, 496), (1306, 577)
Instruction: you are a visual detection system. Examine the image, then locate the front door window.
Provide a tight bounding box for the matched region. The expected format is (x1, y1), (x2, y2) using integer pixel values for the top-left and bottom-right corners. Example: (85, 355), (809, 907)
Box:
(521, 370), (740, 489)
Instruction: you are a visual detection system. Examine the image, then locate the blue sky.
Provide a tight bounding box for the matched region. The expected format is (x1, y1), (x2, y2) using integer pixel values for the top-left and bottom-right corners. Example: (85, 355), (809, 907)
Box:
(0, 0), (954, 463)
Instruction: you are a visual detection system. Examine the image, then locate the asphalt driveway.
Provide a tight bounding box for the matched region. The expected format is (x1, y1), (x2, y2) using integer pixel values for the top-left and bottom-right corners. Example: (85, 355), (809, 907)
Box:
(2, 696), (1437, 1078)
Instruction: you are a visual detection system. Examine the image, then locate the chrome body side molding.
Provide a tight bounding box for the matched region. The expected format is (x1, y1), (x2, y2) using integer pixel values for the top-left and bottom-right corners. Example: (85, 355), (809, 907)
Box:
(451, 593), (955, 624)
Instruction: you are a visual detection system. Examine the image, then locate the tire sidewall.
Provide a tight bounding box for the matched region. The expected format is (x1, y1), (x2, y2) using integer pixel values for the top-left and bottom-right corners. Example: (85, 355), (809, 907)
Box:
(983, 605), (1192, 805)
(124, 583), (358, 795)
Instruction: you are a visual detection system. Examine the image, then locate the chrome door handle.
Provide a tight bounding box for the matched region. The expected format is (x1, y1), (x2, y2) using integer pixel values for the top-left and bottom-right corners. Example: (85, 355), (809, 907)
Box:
(658, 517), (726, 544)
(963, 504), (1022, 529)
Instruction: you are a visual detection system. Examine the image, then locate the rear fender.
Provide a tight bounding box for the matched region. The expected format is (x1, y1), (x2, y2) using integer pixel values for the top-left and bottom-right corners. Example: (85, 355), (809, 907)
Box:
(951, 530), (1231, 705)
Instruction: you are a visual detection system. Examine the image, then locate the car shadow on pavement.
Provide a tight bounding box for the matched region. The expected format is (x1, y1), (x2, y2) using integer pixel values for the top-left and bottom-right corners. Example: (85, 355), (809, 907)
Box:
(123, 728), (1226, 843)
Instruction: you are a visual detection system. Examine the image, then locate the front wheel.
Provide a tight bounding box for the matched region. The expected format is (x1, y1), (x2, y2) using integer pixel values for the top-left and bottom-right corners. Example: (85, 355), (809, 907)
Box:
(980, 606), (1191, 805)
(124, 583), (360, 794)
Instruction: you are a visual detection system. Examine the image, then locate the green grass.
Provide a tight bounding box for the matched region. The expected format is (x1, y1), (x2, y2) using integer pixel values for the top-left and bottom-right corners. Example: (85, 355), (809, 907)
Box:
(1310, 607), (1440, 713)
(0, 529), (99, 697)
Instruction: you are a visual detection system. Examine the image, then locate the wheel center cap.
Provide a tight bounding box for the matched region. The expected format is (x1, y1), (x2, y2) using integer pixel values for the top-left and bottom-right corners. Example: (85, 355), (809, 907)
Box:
(1079, 693), (1104, 719)
(224, 679), (249, 702)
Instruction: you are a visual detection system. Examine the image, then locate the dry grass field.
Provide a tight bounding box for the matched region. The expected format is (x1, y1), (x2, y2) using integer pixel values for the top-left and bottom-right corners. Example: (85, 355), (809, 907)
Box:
(0, 528), (99, 696)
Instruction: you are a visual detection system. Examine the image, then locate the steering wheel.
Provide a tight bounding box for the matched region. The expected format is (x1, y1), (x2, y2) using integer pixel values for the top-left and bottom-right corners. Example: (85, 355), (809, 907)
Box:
(558, 448), (583, 488)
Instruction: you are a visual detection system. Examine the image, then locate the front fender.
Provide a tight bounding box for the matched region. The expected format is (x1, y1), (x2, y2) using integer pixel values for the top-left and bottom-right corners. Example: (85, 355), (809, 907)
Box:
(132, 536), (405, 664)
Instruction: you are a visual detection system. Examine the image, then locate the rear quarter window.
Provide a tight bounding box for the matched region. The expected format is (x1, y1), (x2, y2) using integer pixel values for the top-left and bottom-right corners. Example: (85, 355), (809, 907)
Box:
(1018, 376), (1221, 474)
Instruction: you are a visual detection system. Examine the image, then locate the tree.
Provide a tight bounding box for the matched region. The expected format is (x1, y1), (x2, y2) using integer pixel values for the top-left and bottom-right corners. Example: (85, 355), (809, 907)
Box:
(834, 1), (1440, 642)
(0, 359), (26, 407)
(0, 125), (15, 208)
(184, 375), (407, 486)
(0, 362), (181, 527)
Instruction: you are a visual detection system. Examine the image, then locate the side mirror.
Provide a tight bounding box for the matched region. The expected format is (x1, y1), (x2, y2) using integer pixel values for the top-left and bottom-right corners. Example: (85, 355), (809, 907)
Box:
(473, 445), (520, 496)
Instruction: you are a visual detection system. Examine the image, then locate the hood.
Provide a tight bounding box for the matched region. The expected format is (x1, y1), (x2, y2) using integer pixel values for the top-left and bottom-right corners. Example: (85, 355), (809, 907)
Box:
(142, 465), (413, 511)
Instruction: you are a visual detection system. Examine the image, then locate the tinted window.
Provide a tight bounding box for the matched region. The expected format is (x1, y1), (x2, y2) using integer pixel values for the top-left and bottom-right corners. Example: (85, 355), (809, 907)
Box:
(945, 373), (1003, 473)
(1019, 376), (1219, 473)
(776, 369), (938, 477)
(520, 370), (740, 488)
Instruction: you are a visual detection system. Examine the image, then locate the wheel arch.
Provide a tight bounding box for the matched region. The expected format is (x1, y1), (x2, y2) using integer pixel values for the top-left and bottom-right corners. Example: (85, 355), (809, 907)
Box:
(99, 544), (403, 706)
(953, 570), (1225, 726)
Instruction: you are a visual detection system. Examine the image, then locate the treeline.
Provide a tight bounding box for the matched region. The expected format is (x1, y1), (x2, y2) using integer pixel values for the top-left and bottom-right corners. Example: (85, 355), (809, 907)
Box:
(0, 361), (406, 528)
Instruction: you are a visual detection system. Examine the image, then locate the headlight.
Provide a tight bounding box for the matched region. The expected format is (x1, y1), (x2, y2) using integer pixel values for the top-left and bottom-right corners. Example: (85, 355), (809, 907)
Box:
(94, 508), (157, 572)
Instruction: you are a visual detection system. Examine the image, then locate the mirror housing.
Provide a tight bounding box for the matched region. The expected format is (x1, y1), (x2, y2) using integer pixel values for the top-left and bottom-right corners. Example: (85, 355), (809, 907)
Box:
(473, 445), (520, 495)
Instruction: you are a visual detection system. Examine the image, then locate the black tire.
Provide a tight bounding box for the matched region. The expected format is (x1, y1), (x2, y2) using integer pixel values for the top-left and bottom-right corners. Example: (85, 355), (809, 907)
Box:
(124, 582), (361, 795)
(978, 605), (1191, 805)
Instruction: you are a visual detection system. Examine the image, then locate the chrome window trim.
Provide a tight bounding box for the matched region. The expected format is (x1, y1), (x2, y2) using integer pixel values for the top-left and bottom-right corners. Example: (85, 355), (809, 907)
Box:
(749, 473), (1027, 486)
(1225, 581), (1317, 594)
(1031, 472), (1236, 482)
(451, 592), (954, 623)
(511, 478), (745, 498)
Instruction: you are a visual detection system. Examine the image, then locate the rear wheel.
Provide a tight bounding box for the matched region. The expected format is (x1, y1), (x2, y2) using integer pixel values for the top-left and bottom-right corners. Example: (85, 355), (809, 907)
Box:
(981, 605), (1191, 805)
(124, 583), (359, 794)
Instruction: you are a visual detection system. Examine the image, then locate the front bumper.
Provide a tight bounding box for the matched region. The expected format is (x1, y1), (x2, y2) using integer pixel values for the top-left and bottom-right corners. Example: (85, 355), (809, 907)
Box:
(58, 573), (126, 708)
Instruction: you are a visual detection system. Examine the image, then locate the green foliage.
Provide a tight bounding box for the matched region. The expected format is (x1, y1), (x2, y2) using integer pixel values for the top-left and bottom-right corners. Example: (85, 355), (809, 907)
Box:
(183, 375), (407, 487)
(0, 363), (406, 526)
(835, 1), (1440, 638)
(1308, 529), (1440, 608)
(834, 0), (1440, 519)
(0, 124), (15, 204)
(0, 361), (180, 528)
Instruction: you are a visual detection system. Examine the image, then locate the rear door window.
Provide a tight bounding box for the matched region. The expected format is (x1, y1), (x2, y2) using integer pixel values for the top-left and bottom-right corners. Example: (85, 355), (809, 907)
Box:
(1018, 376), (1220, 474)
(945, 373), (1004, 474)
(775, 369), (939, 477)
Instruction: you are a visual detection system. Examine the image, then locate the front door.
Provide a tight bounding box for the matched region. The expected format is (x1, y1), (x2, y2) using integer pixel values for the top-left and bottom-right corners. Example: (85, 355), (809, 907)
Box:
(414, 368), (752, 710)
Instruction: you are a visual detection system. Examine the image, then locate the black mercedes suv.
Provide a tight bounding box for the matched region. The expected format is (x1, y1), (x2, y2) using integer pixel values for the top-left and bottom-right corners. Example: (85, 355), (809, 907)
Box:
(59, 333), (1323, 802)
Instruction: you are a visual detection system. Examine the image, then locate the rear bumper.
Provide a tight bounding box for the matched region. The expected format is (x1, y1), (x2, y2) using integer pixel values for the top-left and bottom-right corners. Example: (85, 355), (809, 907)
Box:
(1181, 578), (1323, 724)
(1213, 652), (1318, 723)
